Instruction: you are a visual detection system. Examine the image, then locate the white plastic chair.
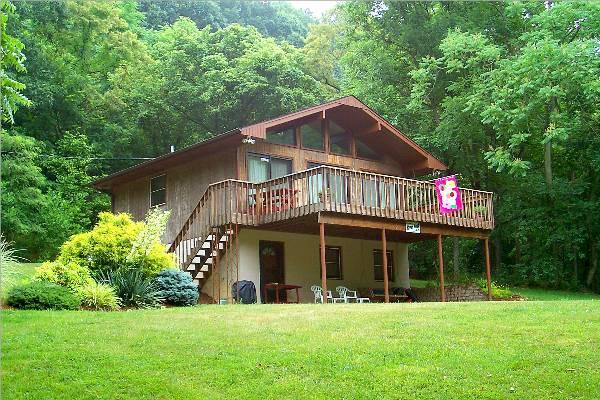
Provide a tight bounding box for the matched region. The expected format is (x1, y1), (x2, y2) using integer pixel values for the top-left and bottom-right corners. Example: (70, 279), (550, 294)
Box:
(311, 285), (343, 303)
(336, 286), (370, 303)
(311, 285), (324, 303)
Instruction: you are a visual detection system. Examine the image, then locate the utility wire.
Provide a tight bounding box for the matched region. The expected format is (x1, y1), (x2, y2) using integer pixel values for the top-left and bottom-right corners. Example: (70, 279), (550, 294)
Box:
(0, 151), (155, 161)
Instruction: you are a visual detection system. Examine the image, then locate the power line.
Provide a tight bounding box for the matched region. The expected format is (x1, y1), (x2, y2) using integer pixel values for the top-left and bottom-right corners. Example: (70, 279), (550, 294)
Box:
(0, 152), (155, 161)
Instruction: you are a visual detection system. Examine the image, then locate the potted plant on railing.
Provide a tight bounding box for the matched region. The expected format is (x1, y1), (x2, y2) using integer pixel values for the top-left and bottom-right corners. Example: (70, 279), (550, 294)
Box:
(318, 188), (330, 203)
(473, 205), (487, 219)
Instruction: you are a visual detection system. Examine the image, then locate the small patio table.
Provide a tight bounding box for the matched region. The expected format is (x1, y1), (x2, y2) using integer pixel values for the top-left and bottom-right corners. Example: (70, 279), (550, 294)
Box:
(263, 283), (302, 304)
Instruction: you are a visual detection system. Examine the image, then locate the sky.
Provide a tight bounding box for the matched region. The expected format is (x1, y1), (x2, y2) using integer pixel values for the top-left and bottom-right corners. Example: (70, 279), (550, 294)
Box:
(288, 1), (340, 17)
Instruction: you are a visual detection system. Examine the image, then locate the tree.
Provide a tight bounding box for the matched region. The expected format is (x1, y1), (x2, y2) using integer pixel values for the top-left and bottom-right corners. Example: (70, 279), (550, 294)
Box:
(138, 0), (313, 46)
(106, 20), (329, 156)
(1, 0), (31, 123)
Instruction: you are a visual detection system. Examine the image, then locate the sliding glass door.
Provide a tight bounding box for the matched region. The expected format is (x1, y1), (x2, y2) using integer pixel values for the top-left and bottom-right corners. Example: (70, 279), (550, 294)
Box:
(307, 162), (348, 205)
(247, 154), (292, 182)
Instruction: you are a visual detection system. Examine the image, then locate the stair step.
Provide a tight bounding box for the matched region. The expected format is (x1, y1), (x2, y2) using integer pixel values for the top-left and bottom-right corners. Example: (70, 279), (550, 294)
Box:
(194, 272), (204, 279)
(200, 265), (209, 272)
(193, 279), (200, 286)
(186, 264), (196, 271)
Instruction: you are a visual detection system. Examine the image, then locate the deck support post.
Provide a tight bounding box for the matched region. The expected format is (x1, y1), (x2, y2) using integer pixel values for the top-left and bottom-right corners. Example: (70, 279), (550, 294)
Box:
(437, 234), (446, 302)
(484, 237), (492, 301)
(382, 228), (390, 303)
(235, 224), (240, 304)
(319, 222), (328, 304)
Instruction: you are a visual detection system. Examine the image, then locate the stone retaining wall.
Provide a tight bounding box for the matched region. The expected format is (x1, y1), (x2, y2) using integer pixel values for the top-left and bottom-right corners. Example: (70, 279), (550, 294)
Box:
(412, 284), (487, 302)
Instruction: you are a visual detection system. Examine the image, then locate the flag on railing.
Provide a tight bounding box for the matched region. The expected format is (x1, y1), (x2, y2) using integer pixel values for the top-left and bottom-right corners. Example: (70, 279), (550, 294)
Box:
(435, 175), (463, 214)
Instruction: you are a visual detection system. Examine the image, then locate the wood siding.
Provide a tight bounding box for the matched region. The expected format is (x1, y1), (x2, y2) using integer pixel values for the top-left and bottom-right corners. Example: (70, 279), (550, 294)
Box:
(112, 149), (238, 243)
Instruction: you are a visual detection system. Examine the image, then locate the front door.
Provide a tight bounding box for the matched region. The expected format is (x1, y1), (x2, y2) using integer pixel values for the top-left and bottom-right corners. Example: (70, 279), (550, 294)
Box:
(259, 241), (285, 303)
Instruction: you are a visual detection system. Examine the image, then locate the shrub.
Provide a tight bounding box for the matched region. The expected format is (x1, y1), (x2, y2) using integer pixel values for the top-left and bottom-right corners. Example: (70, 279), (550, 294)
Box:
(1, 236), (27, 290)
(476, 279), (513, 299)
(101, 269), (163, 308)
(77, 282), (120, 311)
(58, 212), (174, 277)
(7, 281), (80, 310)
(155, 269), (199, 306)
(34, 261), (93, 291)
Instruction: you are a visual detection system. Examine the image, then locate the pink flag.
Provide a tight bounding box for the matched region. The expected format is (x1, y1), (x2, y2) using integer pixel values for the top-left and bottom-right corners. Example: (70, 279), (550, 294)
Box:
(435, 175), (463, 214)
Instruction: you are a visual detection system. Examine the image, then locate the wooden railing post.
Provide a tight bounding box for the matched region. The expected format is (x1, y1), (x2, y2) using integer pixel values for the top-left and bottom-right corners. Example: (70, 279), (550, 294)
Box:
(437, 234), (446, 302)
(484, 237), (492, 301)
(382, 228), (389, 303)
(320, 222), (328, 304)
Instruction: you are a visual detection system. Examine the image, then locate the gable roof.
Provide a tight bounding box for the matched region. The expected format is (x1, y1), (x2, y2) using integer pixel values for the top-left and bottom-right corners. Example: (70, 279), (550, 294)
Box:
(93, 96), (446, 191)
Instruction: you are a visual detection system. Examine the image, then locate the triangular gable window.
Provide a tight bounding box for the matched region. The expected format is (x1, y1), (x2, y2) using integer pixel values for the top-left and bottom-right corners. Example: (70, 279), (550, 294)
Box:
(355, 138), (379, 160)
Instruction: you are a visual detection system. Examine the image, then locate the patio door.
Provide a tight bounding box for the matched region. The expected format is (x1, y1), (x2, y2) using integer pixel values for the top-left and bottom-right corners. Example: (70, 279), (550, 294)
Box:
(307, 162), (348, 205)
(247, 154), (292, 208)
(259, 241), (285, 303)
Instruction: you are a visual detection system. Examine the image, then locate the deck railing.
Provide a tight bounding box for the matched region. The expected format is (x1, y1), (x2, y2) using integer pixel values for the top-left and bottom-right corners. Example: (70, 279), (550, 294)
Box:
(169, 166), (494, 267)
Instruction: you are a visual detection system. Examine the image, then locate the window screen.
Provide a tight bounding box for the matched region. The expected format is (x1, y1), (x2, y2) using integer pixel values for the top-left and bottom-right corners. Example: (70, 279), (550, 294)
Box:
(373, 250), (394, 281)
(150, 175), (166, 207)
(324, 246), (342, 279)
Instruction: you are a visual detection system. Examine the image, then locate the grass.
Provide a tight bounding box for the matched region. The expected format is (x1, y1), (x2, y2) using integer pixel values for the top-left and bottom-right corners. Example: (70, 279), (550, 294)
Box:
(512, 287), (600, 301)
(3, 301), (599, 399)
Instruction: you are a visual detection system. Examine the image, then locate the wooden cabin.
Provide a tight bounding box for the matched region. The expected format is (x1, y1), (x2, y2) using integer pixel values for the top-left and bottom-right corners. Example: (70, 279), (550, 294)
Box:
(94, 96), (494, 304)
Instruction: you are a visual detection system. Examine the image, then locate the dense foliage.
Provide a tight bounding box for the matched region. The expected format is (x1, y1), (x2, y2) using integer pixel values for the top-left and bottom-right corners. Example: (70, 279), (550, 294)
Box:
(7, 281), (80, 310)
(3, 0), (599, 291)
(0, 236), (24, 290)
(57, 212), (174, 277)
(155, 269), (199, 306)
(34, 261), (93, 291)
(101, 269), (163, 308)
(77, 282), (120, 311)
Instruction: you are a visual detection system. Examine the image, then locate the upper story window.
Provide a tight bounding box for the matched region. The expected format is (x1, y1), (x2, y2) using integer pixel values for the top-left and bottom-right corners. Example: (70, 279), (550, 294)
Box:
(300, 120), (324, 151)
(356, 138), (379, 160)
(266, 127), (296, 146)
(373, 250), (394, 281)
(247, 153), (292, 183)
(329, 121), (351, 155)
(150, 174), (166, 207)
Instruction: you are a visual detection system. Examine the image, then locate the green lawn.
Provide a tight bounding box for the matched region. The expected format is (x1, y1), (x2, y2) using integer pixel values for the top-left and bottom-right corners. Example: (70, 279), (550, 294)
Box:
(3, 301), (599, 399)
(512, 287), (600, 301)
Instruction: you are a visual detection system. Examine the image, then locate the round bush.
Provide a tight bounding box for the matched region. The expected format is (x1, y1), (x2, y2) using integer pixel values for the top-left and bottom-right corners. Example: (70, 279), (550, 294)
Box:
(155, 269), (199, 306)
(57, 212), (174, 277)
(34, 261), (93, 291)
(77, 282), (120, 311)
(7, 281), (80, 310)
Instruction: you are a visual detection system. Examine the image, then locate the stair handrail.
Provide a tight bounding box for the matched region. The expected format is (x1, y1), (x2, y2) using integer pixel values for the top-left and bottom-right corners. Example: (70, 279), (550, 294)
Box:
(167, 179), (248, 255)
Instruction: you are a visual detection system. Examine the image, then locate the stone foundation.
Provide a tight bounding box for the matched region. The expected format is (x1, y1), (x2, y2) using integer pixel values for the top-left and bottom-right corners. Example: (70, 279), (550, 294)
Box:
(412, 284), (487, 302)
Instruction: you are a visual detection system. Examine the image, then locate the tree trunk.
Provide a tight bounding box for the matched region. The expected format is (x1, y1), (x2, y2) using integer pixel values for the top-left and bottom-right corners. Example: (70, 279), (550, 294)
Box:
(452, 237), (460, 278)
(494, 236), (502, 272)
(586, 244), (598, 287)
(544, 139), (552, 190)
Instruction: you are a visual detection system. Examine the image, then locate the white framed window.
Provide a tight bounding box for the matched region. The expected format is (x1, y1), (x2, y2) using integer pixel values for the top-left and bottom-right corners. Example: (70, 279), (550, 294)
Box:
(150, 174), (167, 207)
(319, 246), (343, 280)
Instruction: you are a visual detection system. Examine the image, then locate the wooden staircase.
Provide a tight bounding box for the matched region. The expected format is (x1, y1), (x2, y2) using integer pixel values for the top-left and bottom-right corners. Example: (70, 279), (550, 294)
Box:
(167, 180), (243, 297)
(182, 228), (235, 286)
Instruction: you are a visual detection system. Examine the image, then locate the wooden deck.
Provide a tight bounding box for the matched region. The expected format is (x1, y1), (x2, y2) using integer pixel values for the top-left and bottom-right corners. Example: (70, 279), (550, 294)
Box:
(169, 166), (494, 269)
